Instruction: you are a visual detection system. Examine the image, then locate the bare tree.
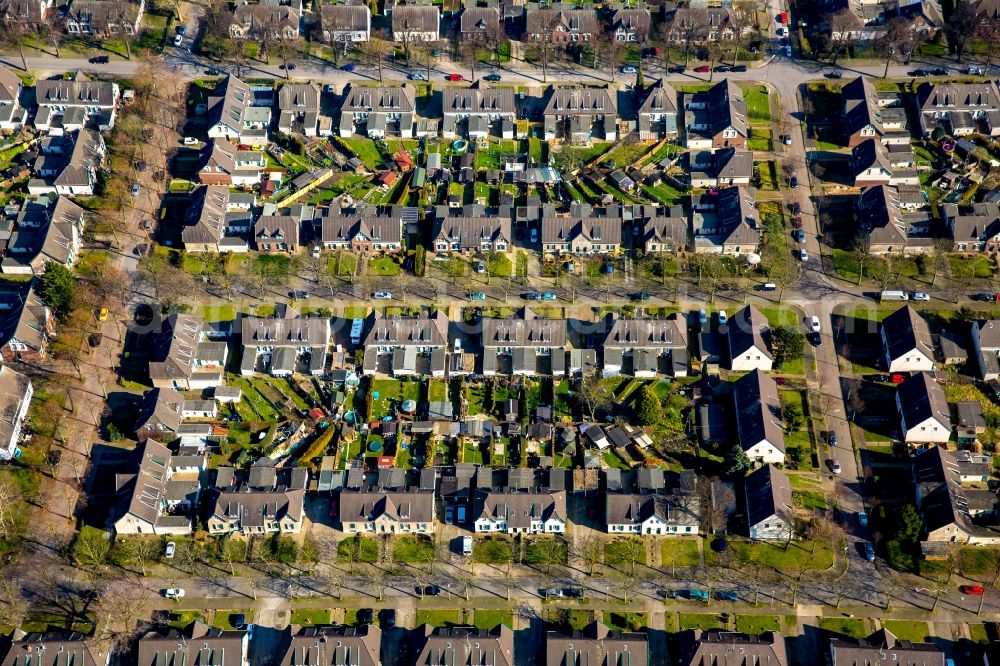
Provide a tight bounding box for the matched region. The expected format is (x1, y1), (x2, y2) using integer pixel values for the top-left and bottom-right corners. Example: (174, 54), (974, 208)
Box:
(575, 370), (608, 420)
(360, 36), (392, 83)
(574, 533), (604, 576)
(825, 9), (861, 64)
(121, 537), (159, 576)
(673, 6), (708, 66)
(945, 1), (979, 62)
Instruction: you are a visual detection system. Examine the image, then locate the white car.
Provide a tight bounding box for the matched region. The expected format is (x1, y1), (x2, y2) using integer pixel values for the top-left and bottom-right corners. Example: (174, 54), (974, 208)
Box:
(174, 34), (183, 47)
(799, 248), (808, 262)
(717, 310), (728, 325)
(165, 541), (176, 559)
(621, 66), (637, 74)
(910, 292), (930, 301)
(776, 27), (787, 36)
(809, 315), (820, 333)
(182, 137), (198, 145)
(372, 291), (392, 299)
(831, 460), (842, 475)
(164, 588), (185, 599)
(408, 71), (428, 80)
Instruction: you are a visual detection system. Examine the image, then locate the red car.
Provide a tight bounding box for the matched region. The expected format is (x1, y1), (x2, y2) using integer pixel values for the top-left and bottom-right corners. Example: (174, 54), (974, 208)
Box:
(961, 585), (985, 595)
(446, 73), (464, 81)
(792, 216), (803, 228)
(890, 373), (906, 384)
(694, 65), (711, 73)
(778, 11), (788, 24)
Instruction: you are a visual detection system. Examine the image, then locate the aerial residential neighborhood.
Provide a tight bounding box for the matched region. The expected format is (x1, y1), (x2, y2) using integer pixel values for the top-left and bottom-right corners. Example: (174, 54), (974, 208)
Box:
(0, 0), (999, 664)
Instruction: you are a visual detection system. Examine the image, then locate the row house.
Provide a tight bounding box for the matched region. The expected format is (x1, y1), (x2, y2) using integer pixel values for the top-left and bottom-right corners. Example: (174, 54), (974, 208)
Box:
(208, 464), (308, 536)
(320, 211), (403, 253)
(338, 467), (437, 535)
(113, 439), (202, 536)
(830, 629), (943, 666)
(361, 311), (449, 377)
(35, 74), (119, 132)
(880, 304), (935, 373)
(0, 632), (101, 666)
(482, 308), (567, 377)
(916, 81), (1000, 137)
(391, 5), (440, 42)
(548, 623), (648, 666)
(840, 76), (909, 147)
(321, 4), (371, 43)
(339, 83), (416, 138)
(605, 468), (699, 535)
(241, 304), (330, 376)
(473, 467), (567, 535)
(139, 623), (249, 666)
(0, 365), (31, 462)
(897, 371), (952, 444)
(692, 185), (761, 256)
(828, 0), (943, 41)
(459, 7), (500, 42)
(732, 368), (785, 465)
(431, 212), (511, 254)
(255, 214), (301, 253)
(745, 463), (793, 541)
(972, 318), (1000, 381)
(27, 128), (105, 196)
(540, 215), (622, 255)
(0, 0), (50, 27)
(416, 627), (513, 666)
(610, 7), (650, 42)
(1, 195), (85, 275)
(441, 82), (516, 139)
(850, 138), (918, 187)
(684, 79), (748, 151)
(64, 0), (144, 36)
(198, 140), (267, 187)
(0, 66), (26, 130)
(206, 75), (271, 144)
(662, 6), (749, 44)
(942, 201), (1000, 253)
(230, 4), (300, 40)
(642, 208), (688, 253)
(637, 80), (678, 141)
(856, 185), (933, 255)
(278, 82), (323, 137)
(182, 185), (254, 252)
(524, 6), (598, 43)
(148, 313), (229, 390)
(542, 86), (617, 143)
(681, 630), (787, 666)
(601, 312), (688, 378)
(0, 289), (54, 363)
(278, 625), (381, 666)
(689, 147), (752, 188)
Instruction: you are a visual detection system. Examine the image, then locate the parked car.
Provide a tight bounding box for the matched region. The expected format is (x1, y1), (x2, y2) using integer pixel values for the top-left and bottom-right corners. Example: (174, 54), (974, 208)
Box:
(910, 292), (930, 301)
(182, 137), (199, 145)
(809, 315), (821, 333)
(694, 65), (711, 73)
(829, 433), (838, 446)
(523, 292), (542, 300)
(891, 373), (907, 384)
(961, 584), (985, 595)
(564, 586), (584, 598)
(713, 538), (728, 552)
(446, 73), (464, 81)
(858, 511), (868, 527)
(864, 542), (875, 562)
(421, 585), (441, 596)
(165, 541), (176, 558)
(969, 66), (985, 75)
(792, 216), (803, 228)
(542, 292), (558, 301)
(931, 67), (948, 75)
(789, 202), (801, 215)
(776, 26), (787, 36)
(825, 70), (843, 78)
(757, 283), (777, 292)
(602, 263), (614, 275)
(909, 69), (930, 76)
(543, 588), (564, 598)
(340, 63), (356, 72)
(732, 65), (748, 72)
(97, 307), (109, 322)
(469, 292), (486, 301)
(868, 374), (891, 383)
(163, 588), (185, 599)
(457, 505), (466, 523)
(632, 292), (651, 301)
(231, 613), (246, 630)
(380, 609), (396, 628)
(174, 34), (183, 46)
(975, 293), (999, 302)
(407, 70), (426, 80)
(794, 229), (805, 243)
(372, 291), (392, 299)
(717, 310), (728, 325)
(89, 55), (110, 64)
(715, 590), (739, 601)
(783, 134), (793, 145)
(698, 309), (708, 327)
(713, 64), (732, 72)
(474, 260), (485, 273)
(799, 248), (808, 262)
(831, 459), (842, 474)
(789, 175), (798, 187)
(621, 66), (637, 74)
(131, 183), (141, 196)
(667, 65), (686, 74)
(682, 589), (709, 601)
(356, 608), (374, 624)
(484, 73), (502, 81)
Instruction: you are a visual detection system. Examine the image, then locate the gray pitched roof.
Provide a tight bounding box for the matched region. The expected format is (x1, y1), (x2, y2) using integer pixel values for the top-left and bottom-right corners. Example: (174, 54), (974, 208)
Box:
(278, 83), (320, 113)
(744, 464), (793, 530)
(321, 213), (402, 245)
(460, 6), (499, 34)
(732, 369), (784, 454)
(543, 86), (616, 117)
(603, 314), (687, 350)
(546, 622), (648, 666)
(881, 305), (934, 364)
(482, 309), (567, 349)
(415, 626), (514, 666)
(338, 488), (435, 523)
(279, 625), (382, 666)
(36, 77), (116, 108)
(1, 633), (99, 666)
(703, 79), (748, 139)
(540, 216), (622, 246)
(526, 6), (598, 35)
(830, 629), (943, 666)
(728, 304), (772, 361)
(392, 5), (439, 33)
(242, 315), (330, 348)
(897, 371), (952, 431)
(443, 84), (516, 116)
(363, 311), (449, 348)
(680, 630), (787, 666)
(321, 3), (370, 31)
(183, 185), (230, 247)
(149, 314), (206, 382)
(637, 81), (678, 116)
(853, 138), (891, 176)
(716, 186), (760, 247)
(341, 83), (416, 114)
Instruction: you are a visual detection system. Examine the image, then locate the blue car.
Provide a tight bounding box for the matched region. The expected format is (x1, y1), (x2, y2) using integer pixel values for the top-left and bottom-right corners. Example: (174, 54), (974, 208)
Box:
(542, 293), (558, 301)
(715, 590), (739, 601)
(341, 63), (356, 72)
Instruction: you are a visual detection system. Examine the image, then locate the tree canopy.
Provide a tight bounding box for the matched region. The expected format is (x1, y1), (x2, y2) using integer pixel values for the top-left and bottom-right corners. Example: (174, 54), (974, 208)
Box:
(38, 261), (76, 320)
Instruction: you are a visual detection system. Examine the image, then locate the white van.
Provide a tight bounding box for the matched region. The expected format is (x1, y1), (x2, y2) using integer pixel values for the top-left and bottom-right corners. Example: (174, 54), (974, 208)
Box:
(461, 536), (473, 556)
(879, 290), (909, 302)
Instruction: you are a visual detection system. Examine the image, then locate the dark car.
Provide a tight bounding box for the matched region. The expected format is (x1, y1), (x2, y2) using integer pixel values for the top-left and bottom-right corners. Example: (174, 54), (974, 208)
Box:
(564, 586), (584, 598)
(379, 609), (396, 628)
(176, 25), (186, 35)
(867, 374), (891, 383)
(632, 292), (651, 302)
(523, 292), (542, 300)
(230, 613), (246, 630)
(714, 64), (732, 72)
(341, 63), (356, 72)
(421, 585), (442, 596)
(356, 609), (374, 625)
(793, 229), (805, 243)
(732, 65), (748, 72)
(792, 215), (803, 228)
(909, 69), (930, 76)
(712, 538), (728, 552)
(715, 590), (739, 601)
(667, 65), (686, 73)
(931, 67), (948, 75)
(825, 71), (843, 78)
(89, 56), (110, 64)
(206, 68), (221, 75)
(789, 202), (801, 215)
(789, 175), (798, 188)
(975, 293), (999, 302)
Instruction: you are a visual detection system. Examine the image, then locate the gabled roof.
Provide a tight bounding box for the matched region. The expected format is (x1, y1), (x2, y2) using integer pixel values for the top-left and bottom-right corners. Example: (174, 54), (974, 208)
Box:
(232, 4), (300, 32)
(0, 365), (30, 448)
(703, 79), (748, 138)
(475, 488), (566, 527)
(432, 215), (511, 249)
(321, 213), (402, 245)
(637, 80), (678, 117)
(242, 315), (330, 348)
(443, 83), (516, 116)
(842, 76), (883, 136)
(680, 630), (787, 666)
(540, 216), (622, 246)
(482, 310), (567, 348)
(279, 625), (382, 666)
(255, 215), (300, 246)
(138, 623), (247, 666)
(543, 86), (616, 117)
(525, 6), (598, 35)
(830, 629), (943, 666)
(611, 8), (651, 34)
(207, 75), (254, 135)
(36, 76), (117, 108)
(1, 633), (99, 666)
(912, 445), (975, 536)
(744, 464), (792, 528)
(0, 292), (49, 352)
(732, 369), (784, 454)
(148, 314), (215, 382)
(212, 487), (306, 525)
(642, 212), (688, 247)
(339, 487), (435, 523)
(603, 314), (687, 350)
(917, 81), (1000, 113)
(135, 388), (184, 436)
(415, 626), (514, 666)
(857, 185), (906, 247)
(278, 83), (320, 113)
(54, 129), (103, 187)
(728, 304), (772, 360)
(341, 84), (416, 114)
(392, 5), (439, 33)
(364, 311), (449, 348)
(321, 3), (370, 31)
(460, 6), (499, 33)
(897, 371), (952, 430)
(852, 138), (891, 175)
(546, 622), (648, 666)
(0, 65), (21, 104)
(881, 305), (934, 363)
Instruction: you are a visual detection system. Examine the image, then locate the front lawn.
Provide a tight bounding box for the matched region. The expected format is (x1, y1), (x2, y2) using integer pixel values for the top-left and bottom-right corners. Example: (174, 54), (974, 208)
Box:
(755, 161), (778, 191)
(415, 609), (463, 627)
(743, 85), (771, 122)
(661, 539), (701, 568)
(950, 254), (994, 279)
(473, 536), (513, 564)
(368, 255), (401, 276)
(604, 612), (648, 631)
(474, 609), (514, 630)
(392, 534), (435, 563)
(881, 620), (930, 643)
(290, 609), (332, 626)
(819, 617), (868, 638)
(679, 614), (723, 631)
(524, 537), (568, 565)
(337, 536), (378, 563)
(604, 538), (646, 568)
(488, 253), (513, 277)
(735, 615), (781, 633)
(729, 539), (834, 570)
